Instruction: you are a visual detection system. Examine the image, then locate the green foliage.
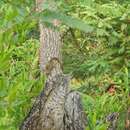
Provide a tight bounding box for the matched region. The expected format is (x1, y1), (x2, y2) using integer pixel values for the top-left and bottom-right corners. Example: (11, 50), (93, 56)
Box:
(0, 0), (130, 130)
(63, 0), (130, 94)
(82, 93), (127, 130)
(0, 1), (44, 129)
(40, 10), (94, 33)
(0, 39), (44, 130)
(62, 0), (130, 129)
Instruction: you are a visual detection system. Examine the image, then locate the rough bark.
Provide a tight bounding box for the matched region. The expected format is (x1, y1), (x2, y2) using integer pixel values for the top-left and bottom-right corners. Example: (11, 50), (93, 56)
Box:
(20, 0), (87, 130)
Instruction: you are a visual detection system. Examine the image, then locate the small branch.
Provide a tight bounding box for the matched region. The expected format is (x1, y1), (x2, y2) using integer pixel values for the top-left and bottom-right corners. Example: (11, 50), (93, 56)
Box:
(69, 28), (86, 57)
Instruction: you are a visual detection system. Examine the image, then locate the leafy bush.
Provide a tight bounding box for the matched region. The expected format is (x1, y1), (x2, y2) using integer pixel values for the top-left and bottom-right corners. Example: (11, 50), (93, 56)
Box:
(0, 0), (130, 130)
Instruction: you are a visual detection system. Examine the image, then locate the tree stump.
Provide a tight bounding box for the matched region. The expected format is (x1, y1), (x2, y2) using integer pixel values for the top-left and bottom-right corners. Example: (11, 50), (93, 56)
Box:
(20, 0), (87, 130)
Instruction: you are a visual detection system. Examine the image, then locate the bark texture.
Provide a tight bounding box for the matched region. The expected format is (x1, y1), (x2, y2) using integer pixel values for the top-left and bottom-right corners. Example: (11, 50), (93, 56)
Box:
(20, 0), (87, 130)
(20, 74), (86, 130)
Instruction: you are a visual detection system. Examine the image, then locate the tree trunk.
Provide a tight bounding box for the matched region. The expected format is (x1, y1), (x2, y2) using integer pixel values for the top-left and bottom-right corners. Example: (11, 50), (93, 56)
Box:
(20, 0), (87, 130)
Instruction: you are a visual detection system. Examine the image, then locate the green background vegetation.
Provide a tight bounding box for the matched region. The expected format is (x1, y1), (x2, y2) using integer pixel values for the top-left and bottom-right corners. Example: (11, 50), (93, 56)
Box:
(0, 0), (130, 130)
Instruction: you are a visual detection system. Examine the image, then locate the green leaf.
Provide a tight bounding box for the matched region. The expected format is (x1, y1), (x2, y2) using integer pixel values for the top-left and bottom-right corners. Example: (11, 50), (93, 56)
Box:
(95, 124), (108, 130)
(40, 10), (94, 33)
(0, 50), (11, 73)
